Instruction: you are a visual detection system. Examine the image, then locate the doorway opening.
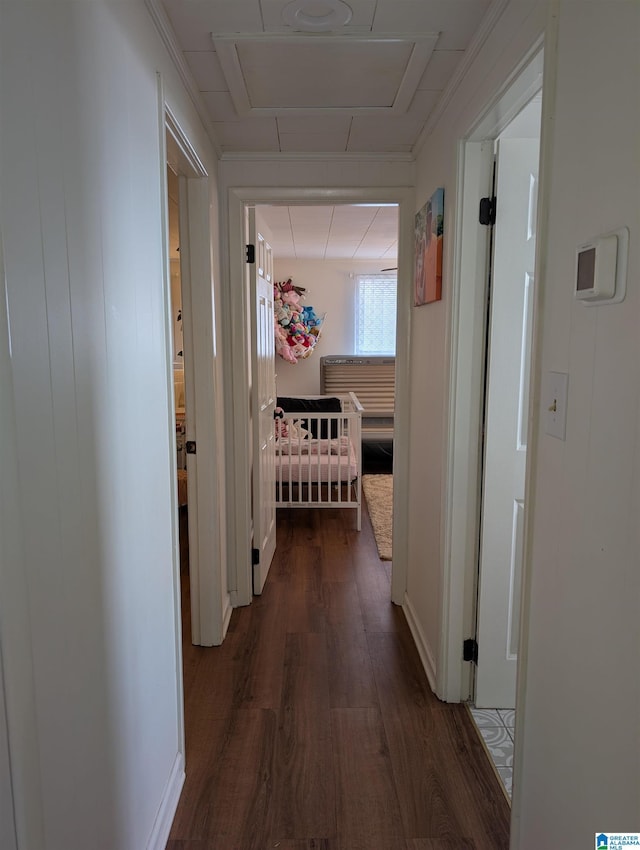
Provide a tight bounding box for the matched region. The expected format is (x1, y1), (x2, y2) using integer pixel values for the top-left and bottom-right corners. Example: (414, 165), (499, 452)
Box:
(440, 42), (545, 802)
(224, 187), (414, 611)
(469, 92), (542, 799)
(252, 202), (399, 591)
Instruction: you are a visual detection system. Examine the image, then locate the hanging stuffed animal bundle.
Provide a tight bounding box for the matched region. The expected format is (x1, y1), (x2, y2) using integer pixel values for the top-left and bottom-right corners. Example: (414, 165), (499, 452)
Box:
(273, 278), (325, 363)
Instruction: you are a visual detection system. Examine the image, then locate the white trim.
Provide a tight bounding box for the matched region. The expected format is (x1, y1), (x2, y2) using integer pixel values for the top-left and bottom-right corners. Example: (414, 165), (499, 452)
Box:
(213, 32), (438, 118)
(224, 186), (413, 611)
(145, 752), (185, 850)
(438, 43), (546, 706)
(402, 594), (437, 692)
(413, 0), (511, 153)
(510, 9), (559, 845)
(157, 74), (187, 762)
(220, 151), (415, 163)
(145, 0), (222, 156)
(439, 139), (494, 704)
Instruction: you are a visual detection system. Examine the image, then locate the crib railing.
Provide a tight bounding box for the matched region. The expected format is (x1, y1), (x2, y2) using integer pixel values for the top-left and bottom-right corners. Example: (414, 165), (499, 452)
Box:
(275, 393), (362, 530)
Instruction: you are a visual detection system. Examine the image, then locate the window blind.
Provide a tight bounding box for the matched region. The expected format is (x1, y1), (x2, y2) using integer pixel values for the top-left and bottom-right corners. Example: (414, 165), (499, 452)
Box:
(355, 274), (397, 355)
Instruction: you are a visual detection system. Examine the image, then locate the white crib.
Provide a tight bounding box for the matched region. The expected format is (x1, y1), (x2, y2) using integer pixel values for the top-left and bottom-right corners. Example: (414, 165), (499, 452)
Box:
(274, 393), (363, 530)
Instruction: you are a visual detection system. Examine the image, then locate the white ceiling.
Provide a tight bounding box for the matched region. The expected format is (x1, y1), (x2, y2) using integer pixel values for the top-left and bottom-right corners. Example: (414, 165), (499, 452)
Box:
(257, 203), (399, 259)
(156, 0), (495, 155)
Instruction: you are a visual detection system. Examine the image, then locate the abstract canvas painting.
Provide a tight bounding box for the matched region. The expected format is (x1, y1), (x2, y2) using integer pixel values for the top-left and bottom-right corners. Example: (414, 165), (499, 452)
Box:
(414, 188), (444, 306)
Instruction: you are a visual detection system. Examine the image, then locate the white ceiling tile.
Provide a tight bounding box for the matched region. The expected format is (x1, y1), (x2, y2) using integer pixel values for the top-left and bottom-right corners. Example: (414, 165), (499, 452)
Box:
(372, 0), (492, 50)
(162, 1), (221, 51)
(212, 119), (280, 151)
(417, 49), (465, 90)
(407, 88), (440, 118)
(258, 206), (292, 225)
(201, 91), (239, 121)
(279, 132), (349, 153)
(331, 206), (377, 225)
(236, 40), (412, 109)
(348, 112), (427, 149)
(184, 50), (228, 91)
(322, 245), (359, 259)
(277, 115), (352, 135)
(289, 206), (334, 226)
(200, 0), (264, 33)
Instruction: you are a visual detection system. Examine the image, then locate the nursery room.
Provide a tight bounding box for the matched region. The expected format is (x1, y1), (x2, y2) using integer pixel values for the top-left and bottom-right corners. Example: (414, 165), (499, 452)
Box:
(259, 202), (398, 478)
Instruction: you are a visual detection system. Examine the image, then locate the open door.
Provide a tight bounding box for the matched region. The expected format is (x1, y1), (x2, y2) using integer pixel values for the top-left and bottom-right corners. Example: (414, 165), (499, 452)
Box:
(475, 133), (540, 708)
(248, 207), (277, 594)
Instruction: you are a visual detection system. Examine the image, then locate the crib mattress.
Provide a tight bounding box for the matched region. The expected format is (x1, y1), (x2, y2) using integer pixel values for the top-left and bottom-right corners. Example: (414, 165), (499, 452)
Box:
(275, 438), (358, 484)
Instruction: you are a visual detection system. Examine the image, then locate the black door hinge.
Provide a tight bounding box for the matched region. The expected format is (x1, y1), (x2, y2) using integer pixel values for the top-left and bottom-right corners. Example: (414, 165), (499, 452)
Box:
(463, 638), (478, 664)
(479, 196), (496, 226)
(252, 547), (260, 566)
(246, 243), (255, 264)
(186, 440), (196, 455)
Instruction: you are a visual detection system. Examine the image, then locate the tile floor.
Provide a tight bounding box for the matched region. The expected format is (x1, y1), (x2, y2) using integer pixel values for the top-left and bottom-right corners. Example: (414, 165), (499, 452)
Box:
(468, 707), (515, 799)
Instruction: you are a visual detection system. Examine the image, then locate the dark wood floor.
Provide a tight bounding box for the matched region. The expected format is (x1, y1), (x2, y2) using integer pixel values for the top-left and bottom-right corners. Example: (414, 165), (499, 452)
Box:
(168, 501), (511, 850)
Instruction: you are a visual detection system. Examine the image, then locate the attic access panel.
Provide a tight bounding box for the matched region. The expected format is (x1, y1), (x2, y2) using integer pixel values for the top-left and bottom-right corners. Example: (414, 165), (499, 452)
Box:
(213, 33), (439, 115)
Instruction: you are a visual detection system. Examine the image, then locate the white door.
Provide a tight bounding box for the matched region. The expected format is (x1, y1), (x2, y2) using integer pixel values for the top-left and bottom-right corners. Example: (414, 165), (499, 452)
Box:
(249, 208), (277, 594)
(475, 136), (540, 708)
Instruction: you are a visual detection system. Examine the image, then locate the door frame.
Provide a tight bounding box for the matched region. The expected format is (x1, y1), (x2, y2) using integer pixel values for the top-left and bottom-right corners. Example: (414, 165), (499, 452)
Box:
(225, 186), (414, 608)
(161, 98), (230, 655)
(439, 41), (546, 704)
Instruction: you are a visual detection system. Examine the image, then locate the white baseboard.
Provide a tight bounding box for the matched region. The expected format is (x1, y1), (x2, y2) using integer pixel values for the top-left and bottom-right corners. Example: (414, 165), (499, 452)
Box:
(221, 592), (233, 640)
(146, 751), (185, 850)
(402, 593), (438, 693)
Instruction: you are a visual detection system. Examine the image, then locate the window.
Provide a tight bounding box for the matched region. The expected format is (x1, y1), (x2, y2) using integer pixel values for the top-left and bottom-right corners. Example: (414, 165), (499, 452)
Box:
(355, 274), (397, 355)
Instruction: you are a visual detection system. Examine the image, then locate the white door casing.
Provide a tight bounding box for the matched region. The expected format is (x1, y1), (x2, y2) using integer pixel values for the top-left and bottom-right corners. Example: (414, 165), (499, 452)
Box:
(475, 137), (540, 709)
(249, 208), (277, 594)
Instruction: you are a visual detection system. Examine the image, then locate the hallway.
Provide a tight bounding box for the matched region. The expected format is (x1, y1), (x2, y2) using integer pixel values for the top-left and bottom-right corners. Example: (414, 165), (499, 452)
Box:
(168, 502), (510, 849)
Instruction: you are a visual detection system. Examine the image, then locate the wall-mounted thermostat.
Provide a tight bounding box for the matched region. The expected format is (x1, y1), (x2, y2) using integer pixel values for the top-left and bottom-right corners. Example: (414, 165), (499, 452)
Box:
(575, 226), (629, 306)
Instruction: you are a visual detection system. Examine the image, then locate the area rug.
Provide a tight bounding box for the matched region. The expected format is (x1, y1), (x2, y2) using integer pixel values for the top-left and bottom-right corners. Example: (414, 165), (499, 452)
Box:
(362, 474), (393, 560)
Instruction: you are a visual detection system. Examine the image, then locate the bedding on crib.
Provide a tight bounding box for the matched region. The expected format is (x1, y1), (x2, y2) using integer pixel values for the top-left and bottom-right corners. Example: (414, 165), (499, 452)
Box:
(274, 393), (362, 530)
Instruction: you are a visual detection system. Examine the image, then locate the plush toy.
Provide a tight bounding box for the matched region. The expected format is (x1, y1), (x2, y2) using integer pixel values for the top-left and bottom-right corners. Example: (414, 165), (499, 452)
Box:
(273, 279), (325, 363)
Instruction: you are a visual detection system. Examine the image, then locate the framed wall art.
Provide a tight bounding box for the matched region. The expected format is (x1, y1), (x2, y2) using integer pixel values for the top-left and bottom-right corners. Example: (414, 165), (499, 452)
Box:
(414, 187), (444, 306)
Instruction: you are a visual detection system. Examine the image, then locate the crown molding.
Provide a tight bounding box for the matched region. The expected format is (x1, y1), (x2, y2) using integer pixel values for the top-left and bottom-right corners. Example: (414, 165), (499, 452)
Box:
(219, 150), (416, 163)
(412, 0), (510, 156)
(145, 0), (222, 157)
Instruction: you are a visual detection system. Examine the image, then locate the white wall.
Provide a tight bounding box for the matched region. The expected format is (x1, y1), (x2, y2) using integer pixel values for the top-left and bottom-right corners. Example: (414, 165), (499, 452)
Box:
(515, 3), (640, 845)
(0, 3), (223, 847)
(273, 258), (391, 396)
(412, 0), (640, 846)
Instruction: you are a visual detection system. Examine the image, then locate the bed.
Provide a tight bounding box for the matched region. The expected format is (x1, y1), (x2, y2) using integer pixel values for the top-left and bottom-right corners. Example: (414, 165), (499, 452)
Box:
(275, 392), (363, 530)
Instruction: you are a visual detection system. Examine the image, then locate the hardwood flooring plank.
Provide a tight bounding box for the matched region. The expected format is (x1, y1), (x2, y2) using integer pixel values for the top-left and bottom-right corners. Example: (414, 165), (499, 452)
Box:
(331, 707), (404, 850)
(430, 706), (510, 850)
(404, 841), (478, 849)
(379, 710), (467, 839)
(320, 538), (353, 584)
(173, 710), (277, 845)
(367, 629), (441, 713)
(326, 626), (378, 709)
(171, 501), (511, 850)
(271, 633), (336, 841)
(231, 583), (288, 710)
(280, 546), (326, 633)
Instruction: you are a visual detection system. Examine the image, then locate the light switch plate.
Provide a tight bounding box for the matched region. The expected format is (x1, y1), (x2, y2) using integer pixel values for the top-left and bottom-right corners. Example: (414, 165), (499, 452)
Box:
(545, 371), (568, 440)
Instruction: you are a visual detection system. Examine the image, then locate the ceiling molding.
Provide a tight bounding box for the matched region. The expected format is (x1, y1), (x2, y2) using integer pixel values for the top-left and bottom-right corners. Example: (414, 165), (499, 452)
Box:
(213, 32), (439, 117)
(145, 0), (222, 156)
(219, 150), (416, 163)
(412, 0), (510, 154)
